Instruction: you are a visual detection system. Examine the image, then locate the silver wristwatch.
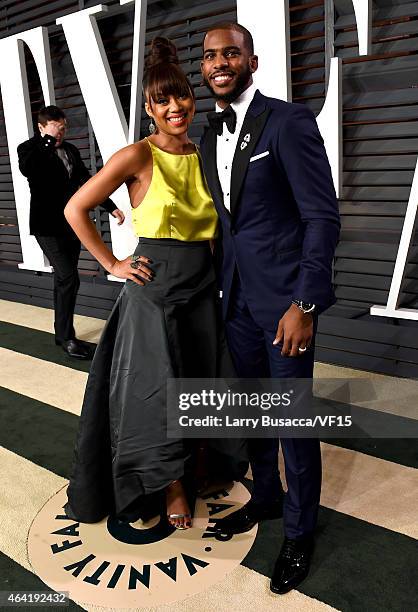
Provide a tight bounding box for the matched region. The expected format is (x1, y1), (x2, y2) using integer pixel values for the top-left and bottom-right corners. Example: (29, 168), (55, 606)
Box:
(292, 300), (316, 314)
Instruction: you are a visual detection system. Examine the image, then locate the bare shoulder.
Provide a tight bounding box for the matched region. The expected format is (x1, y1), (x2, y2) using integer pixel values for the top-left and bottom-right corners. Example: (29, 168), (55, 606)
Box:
(117, 140), (151, 162)
(106, 140), (151, 178)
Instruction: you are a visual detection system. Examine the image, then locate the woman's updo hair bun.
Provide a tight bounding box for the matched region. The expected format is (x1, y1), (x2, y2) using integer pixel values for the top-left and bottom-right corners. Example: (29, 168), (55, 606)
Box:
(143, 36), (194, 104)
(145, 37), (179, 71)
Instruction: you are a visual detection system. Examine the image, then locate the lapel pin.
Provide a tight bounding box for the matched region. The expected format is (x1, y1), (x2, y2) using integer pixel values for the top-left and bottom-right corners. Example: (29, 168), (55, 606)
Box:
(240, 133), (251, 151)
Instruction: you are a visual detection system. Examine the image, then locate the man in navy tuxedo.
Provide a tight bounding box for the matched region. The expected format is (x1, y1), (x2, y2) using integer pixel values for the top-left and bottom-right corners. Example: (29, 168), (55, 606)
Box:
(200, 23), (340, 594)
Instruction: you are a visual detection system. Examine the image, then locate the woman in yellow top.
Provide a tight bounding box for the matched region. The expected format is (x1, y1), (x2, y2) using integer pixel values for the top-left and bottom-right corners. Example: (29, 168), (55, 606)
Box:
(63, 38), (247, 530)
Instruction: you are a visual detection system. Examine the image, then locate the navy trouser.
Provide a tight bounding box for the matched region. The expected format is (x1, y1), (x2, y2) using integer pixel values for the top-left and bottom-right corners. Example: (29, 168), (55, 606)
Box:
(225, 277), (321, 540)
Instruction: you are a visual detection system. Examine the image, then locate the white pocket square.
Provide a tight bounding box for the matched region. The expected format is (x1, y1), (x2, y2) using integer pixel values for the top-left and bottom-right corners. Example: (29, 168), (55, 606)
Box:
(249, 151), (270, 162)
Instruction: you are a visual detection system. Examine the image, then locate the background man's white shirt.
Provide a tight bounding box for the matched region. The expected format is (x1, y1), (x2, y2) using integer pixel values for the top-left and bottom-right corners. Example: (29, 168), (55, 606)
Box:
(216, 83), (257, 212)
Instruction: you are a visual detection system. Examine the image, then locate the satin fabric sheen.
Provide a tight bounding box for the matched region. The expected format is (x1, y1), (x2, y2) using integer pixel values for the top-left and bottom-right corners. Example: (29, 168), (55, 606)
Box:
(64, 239), (248, 523)
(131, 139), (218, 241)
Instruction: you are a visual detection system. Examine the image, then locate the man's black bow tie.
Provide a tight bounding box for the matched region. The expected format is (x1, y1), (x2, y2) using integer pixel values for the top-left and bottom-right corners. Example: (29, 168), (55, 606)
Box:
(207, 106), (237, 136)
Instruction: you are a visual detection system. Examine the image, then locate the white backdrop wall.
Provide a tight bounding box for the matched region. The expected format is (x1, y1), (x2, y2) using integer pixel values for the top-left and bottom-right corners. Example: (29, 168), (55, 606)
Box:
(1, 0), (418, 377)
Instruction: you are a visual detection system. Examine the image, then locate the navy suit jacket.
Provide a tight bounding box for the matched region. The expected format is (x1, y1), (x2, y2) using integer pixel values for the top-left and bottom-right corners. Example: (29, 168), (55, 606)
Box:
(200, 90), (340, 331)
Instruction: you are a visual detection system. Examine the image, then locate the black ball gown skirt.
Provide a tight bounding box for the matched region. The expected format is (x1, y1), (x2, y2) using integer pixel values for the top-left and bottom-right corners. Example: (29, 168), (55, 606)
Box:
(64, 238), (248, 523)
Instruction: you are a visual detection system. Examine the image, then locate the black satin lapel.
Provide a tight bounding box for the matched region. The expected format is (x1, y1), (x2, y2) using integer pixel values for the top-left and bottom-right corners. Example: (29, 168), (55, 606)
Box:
(230, 108), (271, 217)
(201, 128), (229, 216)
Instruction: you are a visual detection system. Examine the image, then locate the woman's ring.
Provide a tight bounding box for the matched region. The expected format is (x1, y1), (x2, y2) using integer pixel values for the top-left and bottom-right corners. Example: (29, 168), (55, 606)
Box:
(130, 254), (141, 269)
(298, 346), (307, 353)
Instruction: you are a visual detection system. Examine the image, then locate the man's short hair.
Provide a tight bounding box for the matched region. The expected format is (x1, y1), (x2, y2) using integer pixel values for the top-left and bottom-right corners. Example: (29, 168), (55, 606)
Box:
(203, 22), (254, 55)
(38, 105), (66, 125)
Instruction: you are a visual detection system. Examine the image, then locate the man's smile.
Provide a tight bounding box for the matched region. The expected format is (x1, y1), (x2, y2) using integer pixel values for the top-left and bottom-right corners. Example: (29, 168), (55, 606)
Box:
(212, 72), (235, 86)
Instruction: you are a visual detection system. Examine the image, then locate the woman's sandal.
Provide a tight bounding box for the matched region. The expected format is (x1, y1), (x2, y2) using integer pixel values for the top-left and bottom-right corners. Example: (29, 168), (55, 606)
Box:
(167, 512), (192, 530)
(166, 479), (192, 530)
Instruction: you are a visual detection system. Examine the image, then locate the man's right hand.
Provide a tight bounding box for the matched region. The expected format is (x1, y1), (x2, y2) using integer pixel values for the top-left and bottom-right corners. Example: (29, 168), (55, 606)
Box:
(39, 121), (62, 141)
(109, 255), (154, 286)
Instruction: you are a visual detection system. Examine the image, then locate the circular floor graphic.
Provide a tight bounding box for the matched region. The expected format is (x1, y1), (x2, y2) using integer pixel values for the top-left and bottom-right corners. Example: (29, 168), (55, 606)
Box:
(28, 483), (257, 608)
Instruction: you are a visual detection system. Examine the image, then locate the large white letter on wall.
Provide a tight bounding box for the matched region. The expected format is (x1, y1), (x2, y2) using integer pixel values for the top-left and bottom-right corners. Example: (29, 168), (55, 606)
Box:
(353, 0), (373, 56)
(236, 0), (373, 198)
(56, 3), (146, 266)
(120, 0), (147, 144)
(0, 27), (55, 272)
(316, 0), (372, 195)
(237, 0), (291, 102)
(236, 0), (343, 196)
(370, 160), (418, 321)
(316, 57), (342, 196)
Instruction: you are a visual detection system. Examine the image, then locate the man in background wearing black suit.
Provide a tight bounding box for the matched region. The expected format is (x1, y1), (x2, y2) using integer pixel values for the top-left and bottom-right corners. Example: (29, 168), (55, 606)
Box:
(18, 105), (125, 359)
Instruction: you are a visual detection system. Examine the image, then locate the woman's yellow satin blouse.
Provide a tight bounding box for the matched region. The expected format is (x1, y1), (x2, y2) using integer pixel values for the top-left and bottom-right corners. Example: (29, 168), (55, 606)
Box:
(131, 138), (218, 240)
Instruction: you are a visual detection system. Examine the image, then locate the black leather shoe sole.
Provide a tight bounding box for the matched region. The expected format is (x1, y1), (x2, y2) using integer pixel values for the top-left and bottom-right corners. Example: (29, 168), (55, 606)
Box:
(62, 348), (91, 360)
(56, 338), (92, 348)
(269, 567), (309, 595)
(217, 518), (256, 535)
(56, 338), (92, 359)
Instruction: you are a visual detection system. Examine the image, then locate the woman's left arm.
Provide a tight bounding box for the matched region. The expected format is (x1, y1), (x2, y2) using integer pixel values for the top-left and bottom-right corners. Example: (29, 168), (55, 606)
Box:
(64, 145), (152, 284)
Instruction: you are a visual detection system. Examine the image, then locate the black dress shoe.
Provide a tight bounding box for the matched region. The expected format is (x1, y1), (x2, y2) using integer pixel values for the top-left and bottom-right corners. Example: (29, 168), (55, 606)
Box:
(61, 339), (92, 360)
(270, 536), (313, 595)
(73, 338), (95, 352)
(55, 337), (92, 349)
(214, 498), (283, 535)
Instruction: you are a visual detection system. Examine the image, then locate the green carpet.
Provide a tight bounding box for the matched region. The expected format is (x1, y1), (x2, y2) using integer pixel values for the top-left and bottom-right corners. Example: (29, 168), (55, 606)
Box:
(243, 508), (417, 612)
(1, 318), (417, 611)
(1, 386), (417, 612)
(0, 551), (84, 612)
(0, 321), (92, 373)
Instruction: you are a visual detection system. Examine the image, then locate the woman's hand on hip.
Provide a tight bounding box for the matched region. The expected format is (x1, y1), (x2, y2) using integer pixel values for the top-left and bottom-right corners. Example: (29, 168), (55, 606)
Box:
(109, 255), (153, 285)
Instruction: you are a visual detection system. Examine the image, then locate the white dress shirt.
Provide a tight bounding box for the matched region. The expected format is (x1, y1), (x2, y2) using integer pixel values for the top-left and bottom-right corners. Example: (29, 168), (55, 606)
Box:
(216, 82), (257, 212)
